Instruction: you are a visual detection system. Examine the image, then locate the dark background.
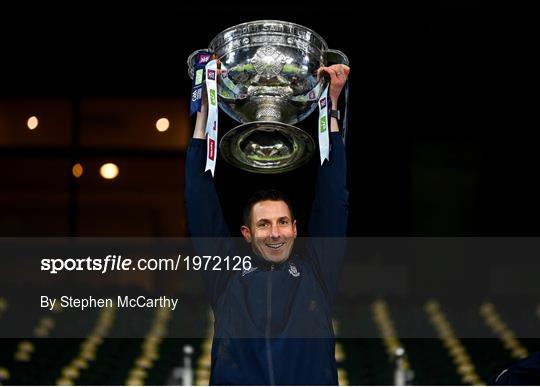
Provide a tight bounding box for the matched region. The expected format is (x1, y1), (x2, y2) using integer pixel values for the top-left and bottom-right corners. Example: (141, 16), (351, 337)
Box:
(1, 1), (538, 237)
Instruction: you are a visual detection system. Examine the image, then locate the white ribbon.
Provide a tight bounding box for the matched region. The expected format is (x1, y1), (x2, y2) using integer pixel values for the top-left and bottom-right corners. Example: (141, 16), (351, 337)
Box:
(318, 84), (330, 165)
(204, 60), (218, 176)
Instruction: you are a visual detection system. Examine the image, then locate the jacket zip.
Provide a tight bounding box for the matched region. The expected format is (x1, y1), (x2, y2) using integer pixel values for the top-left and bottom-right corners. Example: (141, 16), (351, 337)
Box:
(266, 264), (275, 385)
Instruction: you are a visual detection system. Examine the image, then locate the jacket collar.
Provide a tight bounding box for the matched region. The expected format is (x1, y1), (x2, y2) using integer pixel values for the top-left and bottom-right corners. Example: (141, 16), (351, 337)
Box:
(246, 246), (299, 270)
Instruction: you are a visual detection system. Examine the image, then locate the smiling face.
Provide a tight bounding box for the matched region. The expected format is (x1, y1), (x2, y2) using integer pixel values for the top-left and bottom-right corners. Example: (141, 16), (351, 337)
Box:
(240, 200), (297, 263)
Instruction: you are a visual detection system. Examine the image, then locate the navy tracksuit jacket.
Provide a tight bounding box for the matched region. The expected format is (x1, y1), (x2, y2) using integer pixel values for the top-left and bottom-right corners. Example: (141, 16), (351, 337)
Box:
(185, 132), (348, 385)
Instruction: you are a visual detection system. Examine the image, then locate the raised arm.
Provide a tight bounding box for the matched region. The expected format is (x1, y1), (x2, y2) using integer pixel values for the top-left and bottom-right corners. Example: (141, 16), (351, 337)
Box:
(308, 64), (350, 302)
(185, 90), (233, 305)
(185, 92), (230, 237)
(309, 64), (350, 237)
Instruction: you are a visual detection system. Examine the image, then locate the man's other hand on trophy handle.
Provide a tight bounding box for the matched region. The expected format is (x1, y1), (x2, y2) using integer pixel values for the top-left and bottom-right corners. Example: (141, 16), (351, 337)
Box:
(317, 64), (350, 132)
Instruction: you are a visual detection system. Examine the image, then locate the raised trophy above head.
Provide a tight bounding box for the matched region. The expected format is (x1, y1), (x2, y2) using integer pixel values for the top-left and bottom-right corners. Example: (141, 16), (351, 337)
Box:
(188, 20), (348, 174)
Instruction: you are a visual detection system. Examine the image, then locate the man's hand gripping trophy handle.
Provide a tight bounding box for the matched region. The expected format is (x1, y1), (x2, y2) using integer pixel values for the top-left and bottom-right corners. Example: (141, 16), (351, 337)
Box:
(317, 64), (351, 133)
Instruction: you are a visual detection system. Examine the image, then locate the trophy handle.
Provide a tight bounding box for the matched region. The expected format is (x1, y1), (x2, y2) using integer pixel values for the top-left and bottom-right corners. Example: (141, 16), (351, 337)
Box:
(325, 49), (349, 66)
(187, 49), (212, 79)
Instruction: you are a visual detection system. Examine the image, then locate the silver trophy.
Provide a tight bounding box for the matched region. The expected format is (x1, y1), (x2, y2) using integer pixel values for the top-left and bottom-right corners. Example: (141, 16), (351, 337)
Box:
(188, 20), (348, 173)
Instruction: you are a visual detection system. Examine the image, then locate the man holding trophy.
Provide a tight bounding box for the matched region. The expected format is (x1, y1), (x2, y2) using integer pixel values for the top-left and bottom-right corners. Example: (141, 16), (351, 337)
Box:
(185, 20), (350, 385)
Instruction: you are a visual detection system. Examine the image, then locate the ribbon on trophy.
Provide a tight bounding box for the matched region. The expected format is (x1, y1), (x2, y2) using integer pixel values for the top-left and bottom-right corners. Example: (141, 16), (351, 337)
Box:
(204, 59), (219, 176)
(190, 51), (212, 115)
(317, 84), (330, 165)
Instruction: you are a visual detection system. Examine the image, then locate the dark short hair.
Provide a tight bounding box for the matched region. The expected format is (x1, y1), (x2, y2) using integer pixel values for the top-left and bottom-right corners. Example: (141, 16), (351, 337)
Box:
(242, 189), (295, 227)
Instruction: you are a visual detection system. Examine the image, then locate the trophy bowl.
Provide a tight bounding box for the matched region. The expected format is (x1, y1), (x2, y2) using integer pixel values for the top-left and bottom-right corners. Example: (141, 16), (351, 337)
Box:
(188, 20), (348, 173)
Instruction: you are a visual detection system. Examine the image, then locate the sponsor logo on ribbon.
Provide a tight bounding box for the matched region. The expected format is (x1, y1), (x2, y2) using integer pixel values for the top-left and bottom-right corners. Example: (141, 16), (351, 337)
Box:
(208, 137), (215, 161)
(198, 54), (211, 64)
(195, 69), (204, 86)
(319, 116), (327, 133)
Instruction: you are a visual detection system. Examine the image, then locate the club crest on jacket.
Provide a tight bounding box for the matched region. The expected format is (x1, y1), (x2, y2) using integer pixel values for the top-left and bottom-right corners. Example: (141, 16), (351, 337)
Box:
(288, 262), (300, 277)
